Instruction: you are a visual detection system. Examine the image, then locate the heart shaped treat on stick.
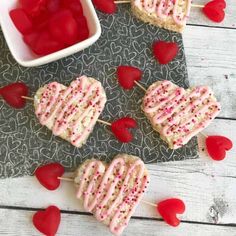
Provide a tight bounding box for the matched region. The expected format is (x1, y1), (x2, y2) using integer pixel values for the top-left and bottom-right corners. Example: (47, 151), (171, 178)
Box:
(153, 41), (179, 65)
(33, 205), (61, 236)
(202, 0), (226, 23)
(35, 163), (65, 190)
(142, 80), (221, 149)
(0, 82), (29, 109)
(1, 76), (137, 146)
(117, 66), (143, 90)
(111, 117), (137, 142)
(74, 154), (149, 235)
(34, 76), (107, 147)
(206, 135), (233, 161)
(157, 198), (185, 227)
(131, 0), (191, 33)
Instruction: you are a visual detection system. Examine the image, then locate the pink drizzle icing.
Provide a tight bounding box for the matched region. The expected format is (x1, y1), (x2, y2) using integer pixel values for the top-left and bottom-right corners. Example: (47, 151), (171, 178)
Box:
(76, 157), (149, 235)
(35, 76), (106, 147)
(143, 80), (221, 148)
(134, 0), (191, 25)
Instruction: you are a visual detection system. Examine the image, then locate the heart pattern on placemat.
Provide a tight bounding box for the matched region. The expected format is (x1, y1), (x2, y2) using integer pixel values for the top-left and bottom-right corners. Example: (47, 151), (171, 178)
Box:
(0, 4), (198, 178)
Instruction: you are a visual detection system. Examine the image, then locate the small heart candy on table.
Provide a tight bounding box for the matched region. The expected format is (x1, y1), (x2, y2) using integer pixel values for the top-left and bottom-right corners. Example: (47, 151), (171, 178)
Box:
(35, 163), (65, 190)
(111, 117), (137, 142)
(206, 135), (233, 161)
(0, 82), (29, 109)
(33, 205), (61, 236)
(202, 0), (226, 23)
(92, 0), (116, 14)
(117, 65), (143, 90)
(157, 198), (185, 227)
(152, 41), (179, 65)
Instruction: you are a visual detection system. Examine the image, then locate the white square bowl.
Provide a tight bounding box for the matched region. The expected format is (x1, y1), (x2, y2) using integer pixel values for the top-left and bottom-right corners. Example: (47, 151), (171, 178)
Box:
(0, 0), (101, 67)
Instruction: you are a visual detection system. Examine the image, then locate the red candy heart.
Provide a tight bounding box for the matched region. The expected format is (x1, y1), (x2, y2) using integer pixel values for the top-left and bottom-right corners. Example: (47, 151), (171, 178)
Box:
(61, 0), (84, 16)
(33, 205), (61, 236)
(0, 82), (29, 109)
(202, 0), (226, 23)
(76, 16), (90, 42)
(23, 31), (41, 48)
(35, 163), (65, 190)
(111, 117), (137, 143)
(92, 0), (116, 14)
(49, 9), (80, 46)
(20, 0), (47, 16)
(46, 0), (61, 13)
(157, 198), (185, 227)
(153, 41), (179, 65)
(10, 9), (33, 35)
(33, 30), (65, 55)
(206, 135), (233, 161)
(117, 66), (143, 90)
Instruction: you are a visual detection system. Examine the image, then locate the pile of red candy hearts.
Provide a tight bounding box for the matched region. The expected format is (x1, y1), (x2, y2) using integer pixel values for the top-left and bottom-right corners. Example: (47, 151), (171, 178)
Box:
(9, 0), (89, 56)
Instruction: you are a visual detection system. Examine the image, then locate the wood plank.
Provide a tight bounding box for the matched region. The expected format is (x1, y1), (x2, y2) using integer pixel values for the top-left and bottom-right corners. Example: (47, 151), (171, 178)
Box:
(188, 0), (236, 28)
(184, 25), (236, 118)
(0, 209), (236, 236)
(0, 118), (235, 224)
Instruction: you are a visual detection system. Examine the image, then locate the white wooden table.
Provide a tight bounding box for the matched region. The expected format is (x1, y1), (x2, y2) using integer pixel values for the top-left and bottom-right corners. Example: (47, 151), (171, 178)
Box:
(0, 1), (236, 235)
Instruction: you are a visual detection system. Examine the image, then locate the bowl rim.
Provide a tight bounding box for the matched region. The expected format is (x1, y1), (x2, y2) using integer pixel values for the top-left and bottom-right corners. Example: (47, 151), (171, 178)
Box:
(0, 0), (101, 67)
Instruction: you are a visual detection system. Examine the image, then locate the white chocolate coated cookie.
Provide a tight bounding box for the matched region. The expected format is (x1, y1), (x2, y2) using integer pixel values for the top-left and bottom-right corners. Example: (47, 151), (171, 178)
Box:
(74, 154), (149, 235)
(142, 80), (221, 149)
(34, 76), (106, 147)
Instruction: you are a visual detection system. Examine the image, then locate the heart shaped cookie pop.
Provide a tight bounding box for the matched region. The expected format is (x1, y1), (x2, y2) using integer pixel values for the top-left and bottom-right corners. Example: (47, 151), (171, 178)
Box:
(142, 80), (221, 149)
(74, 154), (149, 235)
(34, 76), (107, 147)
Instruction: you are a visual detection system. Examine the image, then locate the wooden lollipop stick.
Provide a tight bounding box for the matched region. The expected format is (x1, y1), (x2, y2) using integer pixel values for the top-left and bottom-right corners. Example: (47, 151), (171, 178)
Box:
(200, 132), (208, 138)
(58, 176), (156, 207)
(58, 177), (74, 181)
(191, 4), (204, 8)
(134, 81), (147, 92)
(114, 0), (130, 3)
(114, 0), (204, 8)
(141, 200), (156, 207)
(21, 96), (34, 101)
(21, 96), (112, 126)
(97, 119), (112, 126)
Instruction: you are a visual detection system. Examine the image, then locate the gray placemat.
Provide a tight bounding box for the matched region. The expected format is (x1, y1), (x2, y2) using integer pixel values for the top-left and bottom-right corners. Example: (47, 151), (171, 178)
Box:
(0, 5), (198, 178)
